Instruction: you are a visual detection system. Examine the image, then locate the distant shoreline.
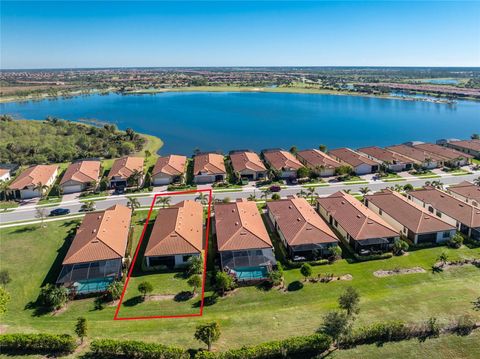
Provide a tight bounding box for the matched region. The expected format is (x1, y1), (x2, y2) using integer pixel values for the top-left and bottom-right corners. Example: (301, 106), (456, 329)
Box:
(0, 85), (474, 104)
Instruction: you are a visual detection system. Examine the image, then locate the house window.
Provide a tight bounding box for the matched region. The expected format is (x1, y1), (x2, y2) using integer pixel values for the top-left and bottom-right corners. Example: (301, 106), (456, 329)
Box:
(442, 231), (451, 239)
(334, 219), (338, 227)
(379, 209), (383, 215)
(436, 211), (442, 218)
(428, 206), (434, 213)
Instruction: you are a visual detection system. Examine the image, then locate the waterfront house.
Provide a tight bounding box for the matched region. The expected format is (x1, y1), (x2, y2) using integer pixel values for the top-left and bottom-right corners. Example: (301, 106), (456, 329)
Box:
(441, 139), (480, 158)
(229, 150), (267, 181)
(386, 144), (443, 169)
(407, 187), (480, 240)
(262, 149), (303, 179)
(107, 156), (144, 189)
(447, 181), (480, 207)
(357, 146), (415, 172)
(8, 164), (59, 199)
(412, 143), (472, 167)
(365, 189), (456, 244)
(214, 199), (275, 281)
(151, 155), (187, 186)
(328, 148), (380, 175)
(317, 191), (399, 253)
(267, 196), (338, 259)
(193, 153), (227, 184)
(144, 200), (203, 269)
(56, 204), (131, 294)
(60, 160), (101, 194)
(296, 149), (341, 177)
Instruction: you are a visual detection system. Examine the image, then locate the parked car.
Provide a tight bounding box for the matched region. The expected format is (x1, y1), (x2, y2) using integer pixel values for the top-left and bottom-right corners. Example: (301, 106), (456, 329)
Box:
(49, 208), (70, 216)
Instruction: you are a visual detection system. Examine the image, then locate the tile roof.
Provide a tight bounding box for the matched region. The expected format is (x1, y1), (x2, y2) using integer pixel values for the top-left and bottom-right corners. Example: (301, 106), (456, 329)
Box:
(448, 181), (480, 203)
(145, 200), (203, 257)
(357, 146), (414, 164)
(9, 165), (58, 190)
(267, 197), (338, 246)
(0, 168), (10, 177)
(107, 157), (144, 179)
(328, 148), (379, 167)
(263, 150), (303, 171)
(296, 149), (341, 169)
(413, 143), (473, 160)
(409, 187), (480, 228)
(448, 139), (480, 152)
(230, 151), (267, 172)
(193, 153), (226, 175)
(386, 144), (443, 163)
(365, 190), (455, 234)
(62, 205), (131, 265)
(60, 160), (101, 185)
(317, 191), (398, 241)
(152, 155), (187, 177)
(215, 200), (273, 251)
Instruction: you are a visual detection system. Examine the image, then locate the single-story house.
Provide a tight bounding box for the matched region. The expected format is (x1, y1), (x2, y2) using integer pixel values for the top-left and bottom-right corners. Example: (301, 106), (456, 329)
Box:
(262, 149), (303, 179)
(0, 168), (11, 182)
(60, 160), (101, 194)
(365, 189), (456, 245)
(441, 139), (480, 158)
(8, 164), (59, 199)
(357, 146), (415, 172)
(267, 196), (339, 259)
(193, 153), (227, 184)
(107, 156), (144, 189)
(296, 149), (341, 177)
(144, 200), (203, 269)
(229, 150), (267, 181)
(214, 199), (276, 281)
(386, 144), (443, 169)
(56, 204), (131, 294)
(413, 143), (472, 167)
(447, 181), (480, 207)
(317, 191), (399, 253)
(151, 155), (187, 186)
(407, 187), (480, 240)
(328, 148), (380, 175)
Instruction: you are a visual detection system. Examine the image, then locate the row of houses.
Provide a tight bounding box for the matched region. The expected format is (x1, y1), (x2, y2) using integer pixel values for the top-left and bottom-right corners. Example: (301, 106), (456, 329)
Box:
(55, 179), (480, 294)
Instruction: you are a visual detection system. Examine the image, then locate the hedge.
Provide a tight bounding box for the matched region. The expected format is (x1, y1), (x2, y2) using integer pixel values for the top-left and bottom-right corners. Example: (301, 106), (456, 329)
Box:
(0, 333), (77, 354)
(342, 321), (412, 347)
(194, 333), (331, 359)
(353, 252), (393, 262)
(90, 338), (189, 359)
(285, 259), (329, 269)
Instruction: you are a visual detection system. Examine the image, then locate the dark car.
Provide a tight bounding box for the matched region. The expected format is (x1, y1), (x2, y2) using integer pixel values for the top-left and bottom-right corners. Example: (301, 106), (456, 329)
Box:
(49, 208), (71, 216)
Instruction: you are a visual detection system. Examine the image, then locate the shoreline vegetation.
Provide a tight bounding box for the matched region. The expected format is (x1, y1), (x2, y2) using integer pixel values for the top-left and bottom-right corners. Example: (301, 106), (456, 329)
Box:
(0, 84), (474, 105)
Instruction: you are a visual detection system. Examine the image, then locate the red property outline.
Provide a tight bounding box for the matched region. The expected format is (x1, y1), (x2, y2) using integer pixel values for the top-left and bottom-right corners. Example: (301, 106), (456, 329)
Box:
(114, 188), (213, 320)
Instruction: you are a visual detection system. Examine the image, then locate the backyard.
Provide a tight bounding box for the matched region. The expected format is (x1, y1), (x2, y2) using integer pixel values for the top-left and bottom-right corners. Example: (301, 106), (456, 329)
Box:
(0, 213), (479, 353)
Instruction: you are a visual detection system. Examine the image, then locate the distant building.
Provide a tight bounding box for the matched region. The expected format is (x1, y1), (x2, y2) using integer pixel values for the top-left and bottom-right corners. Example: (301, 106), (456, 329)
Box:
(262, 149), (303, 179)
(60, 160), (101, 194)
(151, 155), (187, 186)
(107, 157), (144, 189)
(412, 143), (472, 167)
(8, 164), (59, 199)
(193, 153), (226, 184)
(328, 148), (379, 175)
(386, 144), (443, 169)
(441, 139), (480, 158)
(447, 181), (480, 207)
(357, 146), (414, 172)
(229, 150), (267, 181)
(296, 149), (341, 177)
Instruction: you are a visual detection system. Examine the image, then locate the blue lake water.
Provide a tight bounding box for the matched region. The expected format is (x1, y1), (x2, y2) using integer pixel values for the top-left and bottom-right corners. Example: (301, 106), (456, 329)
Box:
(1, 92), (479, 155)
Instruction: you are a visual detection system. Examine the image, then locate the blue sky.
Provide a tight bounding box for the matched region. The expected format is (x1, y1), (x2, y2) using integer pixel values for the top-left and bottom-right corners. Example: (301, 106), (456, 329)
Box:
(1, 1), (479, 69)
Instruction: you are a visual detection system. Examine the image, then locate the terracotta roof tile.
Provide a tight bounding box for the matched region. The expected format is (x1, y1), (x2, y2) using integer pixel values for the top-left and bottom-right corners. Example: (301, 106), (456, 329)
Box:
(267, 197), (338, 246)
(263, 150), (303, 171)
(296, 149), (341, 169)
(365, 190), (455, 234)
(107, 157), (144, 180)
(62, 204), (131, 265)
(193, 153), (226, 175)
(60, 160), (101, 185)
(413, 143), (473, 160)
(386, 144), (443, 163)
(449, 139), (480, 152)
(230, 151), (267, 172)
(328, 148), (379, 167)
(152, 155), (187, 176)
(215, 200), (273, 251)
(357, 146), (414, 164)
(448, 181), (480, 203)
(9, 165), (58, 190)
(145, 201), (203, 256)
(317, 191), (398, 241)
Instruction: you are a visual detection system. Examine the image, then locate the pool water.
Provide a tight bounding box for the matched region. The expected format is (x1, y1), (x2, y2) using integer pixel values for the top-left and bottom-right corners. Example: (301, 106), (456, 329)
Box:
(74, 277), (114, 294)
(233, 266), (269, 281)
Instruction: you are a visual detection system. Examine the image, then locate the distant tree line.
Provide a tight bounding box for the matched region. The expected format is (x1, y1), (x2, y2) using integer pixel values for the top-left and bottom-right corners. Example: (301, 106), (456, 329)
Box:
(0, 116), (145, 165)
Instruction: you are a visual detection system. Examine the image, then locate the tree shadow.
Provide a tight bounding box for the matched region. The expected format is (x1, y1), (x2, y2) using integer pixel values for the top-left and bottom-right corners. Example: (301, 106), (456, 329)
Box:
(192, 293), (218, 308)
(287, 280), (304, 292)
(122, 295), (144, 307)
(174, 291), (194, 302)
(11, 226), (38, 233)
(256, 281), (273, 291)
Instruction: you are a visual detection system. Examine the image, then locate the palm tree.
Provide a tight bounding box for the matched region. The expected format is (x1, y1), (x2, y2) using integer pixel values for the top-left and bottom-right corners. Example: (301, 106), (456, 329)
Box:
(296, 189), (308, 198)
(0, 181), (10, 201)
(128, 169), (143, 190)
(343, 189), (351, 194)
(247, 193), (256, 201)
(156, 196), (171, 208)
(474, 177), (480, 186)
(261, 188), (271, 203)
(431, 180), (444, 190)
(195, 193), (208, 206)
(81, 201), (96, 212)
(88, 180), (99, 192)
(359, 187), (370, 195)
(34, 182), (49, 199)
(126, 197), (140, 212)
(307, 187), (317, 205)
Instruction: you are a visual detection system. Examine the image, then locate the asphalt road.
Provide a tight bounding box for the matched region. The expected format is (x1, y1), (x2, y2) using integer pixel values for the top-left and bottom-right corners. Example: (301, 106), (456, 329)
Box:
(1, 172), (478, 225)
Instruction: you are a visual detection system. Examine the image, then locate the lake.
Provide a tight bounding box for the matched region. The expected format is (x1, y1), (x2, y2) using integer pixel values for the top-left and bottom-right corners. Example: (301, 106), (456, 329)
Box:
(1, 92), (479, 155)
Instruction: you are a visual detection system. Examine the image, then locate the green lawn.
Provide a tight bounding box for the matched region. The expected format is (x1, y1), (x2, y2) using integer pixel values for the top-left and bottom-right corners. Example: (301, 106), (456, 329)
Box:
(37, 196), (63, 206)
(410, 171), (441, 179)
(0, 213), (479, 353)
(0, 200), (19, 210)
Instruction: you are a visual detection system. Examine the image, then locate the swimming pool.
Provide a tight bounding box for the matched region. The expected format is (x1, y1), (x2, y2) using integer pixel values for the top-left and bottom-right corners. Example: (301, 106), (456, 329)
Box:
(74, 277), (114, 294)
(233, 266), (269, 281)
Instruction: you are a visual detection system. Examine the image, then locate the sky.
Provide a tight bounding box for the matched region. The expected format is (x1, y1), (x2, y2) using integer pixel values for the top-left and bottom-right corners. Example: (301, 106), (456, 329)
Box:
(1, 1), (479, 69)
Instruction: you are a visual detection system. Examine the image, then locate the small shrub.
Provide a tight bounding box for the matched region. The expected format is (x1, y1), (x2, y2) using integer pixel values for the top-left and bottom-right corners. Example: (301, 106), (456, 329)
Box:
(0, 333), (76, 354)
(90, 338), (188, 358)
(448, 233), (464, 249)
(454, 314), (476, 336)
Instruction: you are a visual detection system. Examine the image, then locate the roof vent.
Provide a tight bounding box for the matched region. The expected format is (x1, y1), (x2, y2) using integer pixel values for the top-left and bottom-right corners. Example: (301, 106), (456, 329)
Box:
(92, 229), (97, 233)
(240, 232), (247, 235)
(424, 216), (430, 219)
(341, 201), (345, 205)
(170, 234), (177, 237)
(367, 220), (373, 224)
(356, 214), (361, 218)
(235, 221), (239, 226)
(288, 205), (292, 209)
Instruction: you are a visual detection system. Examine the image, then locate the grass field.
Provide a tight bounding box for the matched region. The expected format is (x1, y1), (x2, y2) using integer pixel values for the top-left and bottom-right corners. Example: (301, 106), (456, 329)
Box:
(0, 212), (479, 354)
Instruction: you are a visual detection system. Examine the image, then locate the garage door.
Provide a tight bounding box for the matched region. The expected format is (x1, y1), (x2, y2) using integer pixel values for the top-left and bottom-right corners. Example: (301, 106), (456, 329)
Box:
(62, 184), (83, 194)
